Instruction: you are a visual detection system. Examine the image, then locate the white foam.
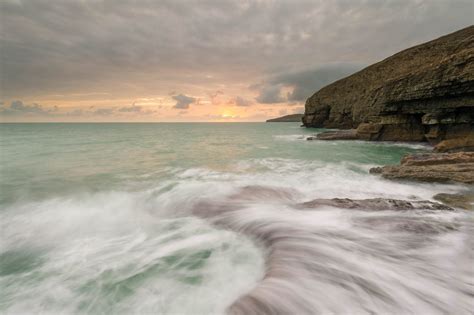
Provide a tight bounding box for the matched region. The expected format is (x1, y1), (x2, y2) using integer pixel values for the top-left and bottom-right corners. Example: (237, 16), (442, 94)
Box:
(273, 134), (307, 141)
(1, 157), (471, 314)
(0, 190), (264, 314)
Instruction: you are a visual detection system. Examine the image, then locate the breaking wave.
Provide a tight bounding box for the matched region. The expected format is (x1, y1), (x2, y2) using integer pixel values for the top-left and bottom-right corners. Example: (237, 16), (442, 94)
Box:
(1, 158), (472, 314)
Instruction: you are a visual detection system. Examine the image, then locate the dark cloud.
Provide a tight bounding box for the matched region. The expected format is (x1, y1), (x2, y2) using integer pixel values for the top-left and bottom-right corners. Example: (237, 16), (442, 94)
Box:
(172, 94), (196, 109)
(255, 64), (362, 104)
(118, 104), (156, 115)
(255, 85), (285, 104)
(279, 65), (362, 101)
(0, 99), (158, 119)
(0, 100), (55, 116)
(0, 0), (472, 99)
(229, 96), (252, 107)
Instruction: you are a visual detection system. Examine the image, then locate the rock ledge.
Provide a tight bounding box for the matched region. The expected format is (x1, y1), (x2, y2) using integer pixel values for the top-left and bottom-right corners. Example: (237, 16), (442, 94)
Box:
(299, 197), (452, 211)
(370, 152), (474, 184)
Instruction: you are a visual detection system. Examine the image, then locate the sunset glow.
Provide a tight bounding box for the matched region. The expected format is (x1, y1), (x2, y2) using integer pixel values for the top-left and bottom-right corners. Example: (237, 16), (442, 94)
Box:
(1, 0), (472, 122)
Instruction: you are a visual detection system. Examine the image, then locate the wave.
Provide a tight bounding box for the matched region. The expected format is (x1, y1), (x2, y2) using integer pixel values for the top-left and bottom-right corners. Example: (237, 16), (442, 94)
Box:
(190, 184), (473, 314)
(0, 190), (264, 314)
(274, 131), (432, 151)
(1, 158), (472, 314)
(273, 134), (307, 141)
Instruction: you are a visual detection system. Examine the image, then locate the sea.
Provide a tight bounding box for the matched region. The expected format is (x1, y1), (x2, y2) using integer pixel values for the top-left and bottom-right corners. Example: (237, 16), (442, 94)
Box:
(0, 122), (472, 314)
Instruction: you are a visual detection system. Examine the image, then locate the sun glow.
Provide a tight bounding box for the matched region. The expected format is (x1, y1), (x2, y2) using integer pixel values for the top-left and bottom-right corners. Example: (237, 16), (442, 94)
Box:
(221, 110), (236, 119)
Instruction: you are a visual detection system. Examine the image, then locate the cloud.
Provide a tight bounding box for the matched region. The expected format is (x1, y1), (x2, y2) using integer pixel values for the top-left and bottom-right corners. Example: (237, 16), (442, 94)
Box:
(172, 94), (196, 109)
(118, 104), (143, 112)
(234, 96), (252, 107)
(118, 104), (156, 115)
(65, 109), (85, 117)
(282, 65), (362, 101)
(209, 90), (225, 105)
(92, 108), (115, 116)
(1, 0), (472, 100)
(228, 96), (253, 107)
(0, 100), (55, 116)
(254, 64), (361, 104)
(0, 99), (160, 120)
(255, 85), (285, 104)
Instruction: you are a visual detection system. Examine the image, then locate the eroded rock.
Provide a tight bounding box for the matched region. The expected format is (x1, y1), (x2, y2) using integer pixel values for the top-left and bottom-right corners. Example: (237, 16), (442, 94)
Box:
(307, 129), (358, 140)
(433, 193), (474, 210)
(298, 197), (452, 211)
(370, 152), (474, 184)
(434, 133), (474, 152)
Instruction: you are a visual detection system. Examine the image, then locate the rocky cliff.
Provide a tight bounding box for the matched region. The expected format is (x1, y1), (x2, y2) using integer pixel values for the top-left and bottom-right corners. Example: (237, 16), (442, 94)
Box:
(303, 26), (474, 144)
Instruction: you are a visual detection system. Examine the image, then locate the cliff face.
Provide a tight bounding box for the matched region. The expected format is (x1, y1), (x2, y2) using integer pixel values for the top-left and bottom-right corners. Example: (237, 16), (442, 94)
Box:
(303, 26), (474, 143)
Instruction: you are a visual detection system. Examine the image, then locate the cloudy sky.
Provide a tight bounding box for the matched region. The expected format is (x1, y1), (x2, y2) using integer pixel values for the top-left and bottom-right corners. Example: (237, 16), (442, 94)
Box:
(0, 0), (472, 122)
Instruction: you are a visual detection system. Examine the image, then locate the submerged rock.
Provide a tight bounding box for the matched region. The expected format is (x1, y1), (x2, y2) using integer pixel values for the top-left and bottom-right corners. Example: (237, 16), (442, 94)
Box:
(433, 193), (474, 210)
(299, 197), (452, 211)
(302, 26), (474, 144)
(370, 152), (474, 184)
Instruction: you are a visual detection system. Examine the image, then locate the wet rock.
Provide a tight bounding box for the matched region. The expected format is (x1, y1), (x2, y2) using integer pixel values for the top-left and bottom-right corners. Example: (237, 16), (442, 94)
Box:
(356, 123), (383, 140)
(302, 26), (474, 144)
(433, 193), (474, 210)
(434, 134), (474, 152)
(358, 217), (459, 234)
(370, 152), (474, 184)
(299, 197), (452, 211)
(307, 129), (358, 140)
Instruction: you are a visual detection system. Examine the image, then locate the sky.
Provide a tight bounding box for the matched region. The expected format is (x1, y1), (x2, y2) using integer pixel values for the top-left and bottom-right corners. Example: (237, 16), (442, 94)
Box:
(0, 0), (473, 122)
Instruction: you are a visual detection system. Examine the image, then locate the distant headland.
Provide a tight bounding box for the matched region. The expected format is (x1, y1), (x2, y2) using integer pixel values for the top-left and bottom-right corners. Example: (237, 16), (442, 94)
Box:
(266, 114), (303, 122)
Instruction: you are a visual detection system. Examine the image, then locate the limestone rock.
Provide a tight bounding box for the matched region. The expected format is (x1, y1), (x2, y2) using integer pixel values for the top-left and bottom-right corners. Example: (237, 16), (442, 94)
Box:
(356, 123), (383, 140)
(369, 152), (474, 184)
(308, 129), (358, 140)
(302, 26), (474, 144)
(434, 133), (474, 152)
(299, 198), (452, 211)
(433, 193), (474, 210)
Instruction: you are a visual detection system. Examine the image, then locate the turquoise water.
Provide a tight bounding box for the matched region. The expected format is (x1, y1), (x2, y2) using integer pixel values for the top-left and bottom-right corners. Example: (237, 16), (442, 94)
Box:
(0, 123), (422, 205)
(0, 123), (472, 314)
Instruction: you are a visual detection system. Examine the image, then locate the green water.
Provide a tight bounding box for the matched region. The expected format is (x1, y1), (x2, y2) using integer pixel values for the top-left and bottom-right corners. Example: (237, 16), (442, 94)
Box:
(0, 123), (424, 205)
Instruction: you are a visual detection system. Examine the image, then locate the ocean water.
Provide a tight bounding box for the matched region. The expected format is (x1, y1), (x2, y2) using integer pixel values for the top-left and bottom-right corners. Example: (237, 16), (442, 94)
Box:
(0, 123), (472, 314)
